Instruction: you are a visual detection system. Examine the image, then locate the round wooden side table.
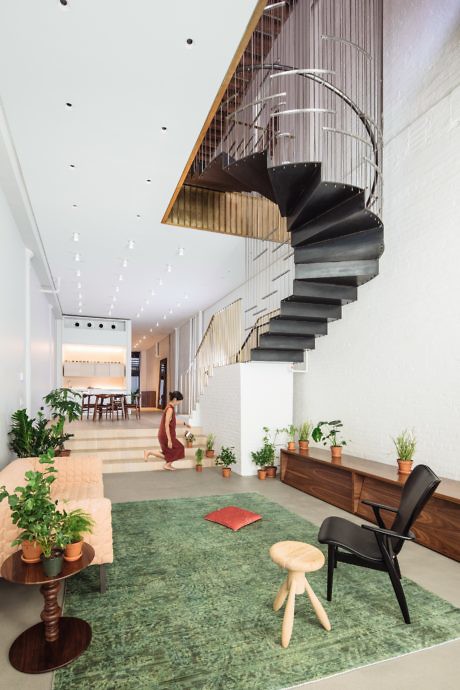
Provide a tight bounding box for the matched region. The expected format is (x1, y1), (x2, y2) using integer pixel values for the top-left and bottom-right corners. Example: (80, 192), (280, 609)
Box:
(270, 540), (331, 648)
(1, 542), (95, 674)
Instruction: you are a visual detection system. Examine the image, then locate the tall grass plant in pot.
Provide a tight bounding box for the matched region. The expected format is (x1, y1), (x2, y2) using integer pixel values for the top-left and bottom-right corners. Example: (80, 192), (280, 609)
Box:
(393, 430), (416, 475)
(298, 421), (312, 452)
(195, 447), (204, 472)
(205, 434), (215, 458)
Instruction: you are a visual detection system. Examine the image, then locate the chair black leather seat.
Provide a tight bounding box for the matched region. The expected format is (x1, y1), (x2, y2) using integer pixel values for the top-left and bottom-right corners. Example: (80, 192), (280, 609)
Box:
(317, 464), (440, 623)
(318, 516), (382, 562)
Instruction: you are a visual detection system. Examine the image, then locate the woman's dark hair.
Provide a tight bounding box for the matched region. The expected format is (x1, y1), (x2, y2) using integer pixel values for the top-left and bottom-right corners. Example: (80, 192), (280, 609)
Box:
(169, 391), (184, 402)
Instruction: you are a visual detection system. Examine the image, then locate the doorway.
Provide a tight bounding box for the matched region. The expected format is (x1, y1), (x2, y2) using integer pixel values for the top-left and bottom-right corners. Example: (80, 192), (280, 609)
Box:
(158, 358), (168, 409)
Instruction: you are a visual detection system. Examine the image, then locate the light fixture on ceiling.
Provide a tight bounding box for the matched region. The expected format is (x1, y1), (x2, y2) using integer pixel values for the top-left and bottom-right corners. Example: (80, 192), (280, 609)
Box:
(78, 308), (82, 313)
(66, 102), (72, 107)
(143, 335), (146, 340)
(78, 303), (82, 309)
(112, 296), (117, 302)
(136, 214), (141, 219)
(77, 282), (82, 289)
(60, 0), (69, 6)
(69, 164), (75, 168)
(186, 38), (194, 47)
(149, 328), (153, 333)
(74, 253), (81, 262)
(122, 259), (128, 268)
(169, 308), (173, 314)
(118, 274), (123, 281)
(78, 292), (82, 299)
(76, 269), (81, 277)
(108, 311), (112, 317)
(151, 289), (156, 296)
(146, 179), (151, 183)
(127, 240), (135, 250)
(177, 303), (181, 308)
(161, 126), (167, 131)
(115, 286), (120, 293)
(156, 321), (159, 327)
(163, 314), (167, 320)
(166, 264), (172, 273)
(136, 313), (140, 318)
(140, 306), (144, 312)
(72, 232), (80, 242)
(72, 203), (78, 208)
(145, 299), (150, 305)
(178, 247), (184, 256)
(184, 294), (189, 299)
(158, 279), (163, 286)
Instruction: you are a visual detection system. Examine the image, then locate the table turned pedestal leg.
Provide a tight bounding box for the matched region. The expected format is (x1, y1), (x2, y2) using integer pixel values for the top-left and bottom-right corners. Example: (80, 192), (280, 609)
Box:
(8, 580), (92, 674)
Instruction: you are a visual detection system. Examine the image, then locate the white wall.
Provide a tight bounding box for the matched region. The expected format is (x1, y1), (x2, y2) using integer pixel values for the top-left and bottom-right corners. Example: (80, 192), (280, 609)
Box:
(293, 0), (460, 480)
(0, 185), (56, 466)
(199, 362), (293, 476)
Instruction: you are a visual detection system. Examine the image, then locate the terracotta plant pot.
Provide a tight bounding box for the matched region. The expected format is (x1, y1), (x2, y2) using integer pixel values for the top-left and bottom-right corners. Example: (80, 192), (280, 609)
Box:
(287, 441), (296, 451)
(331, 446), (342, 460)
(397, 459), (413, 475)
(196, 464), (203, 473)
(222, 467), (232, 478)
(258, 468), (267, 480)
(186, 441), (193, 448)
(64, 540), (84, 562)
(21, 540), (42, 564)
(205, 449), (215, 458)
(298, 440), (309, 453)
(266, 465), (277, 478)
(56, 448), (71, 457)
(41, 549), (64, 578)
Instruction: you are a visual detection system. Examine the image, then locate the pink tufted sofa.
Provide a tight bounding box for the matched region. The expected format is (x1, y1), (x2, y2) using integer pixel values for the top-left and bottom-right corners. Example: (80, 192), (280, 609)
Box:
(0, 455), (113, 591)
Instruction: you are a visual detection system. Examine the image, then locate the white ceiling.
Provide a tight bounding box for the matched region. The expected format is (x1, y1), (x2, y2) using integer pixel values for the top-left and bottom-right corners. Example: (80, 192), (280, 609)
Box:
(0, 0), (257, 350)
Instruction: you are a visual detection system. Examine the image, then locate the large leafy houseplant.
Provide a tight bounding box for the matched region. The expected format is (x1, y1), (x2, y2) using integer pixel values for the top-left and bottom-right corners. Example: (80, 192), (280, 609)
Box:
(61, 507), (94, 561)
(251, 426), (277, 479)
(43, 388), (82, 455)
(8, 410), (54, 458)
(215, 446), (236, 477)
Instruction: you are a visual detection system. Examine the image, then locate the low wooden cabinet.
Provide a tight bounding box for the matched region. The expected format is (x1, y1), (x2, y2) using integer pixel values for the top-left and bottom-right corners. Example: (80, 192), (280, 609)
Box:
(280, 449), (460, 562)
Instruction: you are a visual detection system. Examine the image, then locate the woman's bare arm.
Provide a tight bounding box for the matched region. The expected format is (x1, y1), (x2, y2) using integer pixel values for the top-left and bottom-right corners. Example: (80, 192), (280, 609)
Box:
(165, 408), (173, 447)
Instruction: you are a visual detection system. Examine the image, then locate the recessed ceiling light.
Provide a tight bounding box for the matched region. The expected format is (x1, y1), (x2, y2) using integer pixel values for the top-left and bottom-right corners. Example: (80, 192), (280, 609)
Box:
(166, 264), (172, 273)
(69, 164), (75, 168)
(136, 313), (140, 318)
(72, 232), (80, 242)
(73, 203), (78, 208)
(77, 282), (82, 289)
(60, 0), (68, 6)
(169, 308), (173, 314)
(112, 296), (117, 302)
(161, 126), (167, 131)
(122, 259), (128, 268)
(177, 303), (181, 308)
(136, 214), (141, 219)
(186, 38), (194, 46)
(74, 253), (81, 262)
(158, 279), (163, 286)
(140, 306), (144, 312)
(145, 299), (150, 305)
(178, 247), (184, 256)
(108, 311), (112, 317)
(76, 269), (81, 277)
(143, 335), (146, 340)
(127, 240), (135, 250)
(184, 294), (189, 299)
(66, 101), (72, 107)
(151, 289), (156, 296)
(156, 321), (159, 327)
(163, 314), (167, 320)
(115, 286), (120, 293)
(78, 308), (82, 313)
(149, 328), (153, 333)
(146, 179), (151, 183)
(118, 274), (123, 281)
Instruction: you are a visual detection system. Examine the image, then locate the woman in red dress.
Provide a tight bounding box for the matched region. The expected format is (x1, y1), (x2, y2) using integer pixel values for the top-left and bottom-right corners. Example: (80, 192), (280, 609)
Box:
(144, 391), (187, 470)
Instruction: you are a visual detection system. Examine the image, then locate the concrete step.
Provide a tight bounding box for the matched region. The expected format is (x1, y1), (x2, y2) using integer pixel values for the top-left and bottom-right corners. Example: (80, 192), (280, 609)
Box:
(102, 456), (216, 474)
(70, 446), (208, 462)
(66, 434), (207, 451)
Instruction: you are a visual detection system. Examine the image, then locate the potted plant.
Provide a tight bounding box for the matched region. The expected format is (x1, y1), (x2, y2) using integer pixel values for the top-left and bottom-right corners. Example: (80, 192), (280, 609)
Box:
(298, 421), (312, 453)
(281, 425), (298, 451)
(0, 449), (58, 563)
(185, 431), (195, 448)
(195, 447), (204, 472)
(61, 507), (94, 561)
(251, 449), (268, 479)
(312, 420), (347, 461)
(205, 434), (215, 458)
(43, 388), (82, 456)
(37, 510), (66, 577)
(215, 446), (236, 477)
(8, 409), (54, 459)
(393, 430), (416, 475)
(262, 426), (278, 478)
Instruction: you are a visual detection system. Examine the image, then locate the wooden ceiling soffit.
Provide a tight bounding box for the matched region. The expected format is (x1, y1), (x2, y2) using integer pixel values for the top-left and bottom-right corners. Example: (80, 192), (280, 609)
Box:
(165, 185), (288, 243)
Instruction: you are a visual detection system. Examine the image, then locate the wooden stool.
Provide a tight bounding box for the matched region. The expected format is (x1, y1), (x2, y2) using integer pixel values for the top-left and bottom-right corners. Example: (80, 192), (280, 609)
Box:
(270, 540), (331, 648)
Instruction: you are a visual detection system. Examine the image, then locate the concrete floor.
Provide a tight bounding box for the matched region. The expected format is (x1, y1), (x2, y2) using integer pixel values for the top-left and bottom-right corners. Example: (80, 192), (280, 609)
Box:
(1, 468), (459, 690)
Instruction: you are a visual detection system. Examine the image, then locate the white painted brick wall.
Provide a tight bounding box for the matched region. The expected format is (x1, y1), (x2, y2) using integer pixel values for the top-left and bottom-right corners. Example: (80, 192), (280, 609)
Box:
(294, 0), (460, 480)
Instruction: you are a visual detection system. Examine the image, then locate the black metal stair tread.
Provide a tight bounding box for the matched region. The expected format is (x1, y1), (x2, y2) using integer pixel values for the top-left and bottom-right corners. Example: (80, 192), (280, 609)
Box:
(225, 150), (277, 202)
(291, 208), (382, 247)
(188, 152), (253, 194)
(259, 333), (315, 350)
(294, 227), (384, 264)
(269, 316), (328, 336)
(288, 182), (365, 232)
(280, 298), (341, 322)
(291, 280), (358, 305)
(251, 347), (304, 363)
(267, 162), (321, 216)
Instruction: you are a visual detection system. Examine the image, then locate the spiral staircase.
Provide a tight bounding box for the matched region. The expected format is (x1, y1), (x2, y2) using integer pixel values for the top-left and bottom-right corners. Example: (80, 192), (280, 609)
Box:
(189, 148), (384, 363)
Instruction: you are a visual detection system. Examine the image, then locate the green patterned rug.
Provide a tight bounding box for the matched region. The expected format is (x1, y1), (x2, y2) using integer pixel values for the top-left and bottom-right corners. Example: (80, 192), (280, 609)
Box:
(54, 493), (460, 690)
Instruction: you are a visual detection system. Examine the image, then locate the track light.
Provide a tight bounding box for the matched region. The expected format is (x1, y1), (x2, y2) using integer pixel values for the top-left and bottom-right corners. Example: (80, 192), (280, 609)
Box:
(127, 240), (135, 250)
(72, 232), (80, 242)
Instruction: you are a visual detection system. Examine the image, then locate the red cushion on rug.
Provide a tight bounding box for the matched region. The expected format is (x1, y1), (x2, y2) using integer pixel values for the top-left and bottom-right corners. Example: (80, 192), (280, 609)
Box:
(204, 506), (262, 531)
